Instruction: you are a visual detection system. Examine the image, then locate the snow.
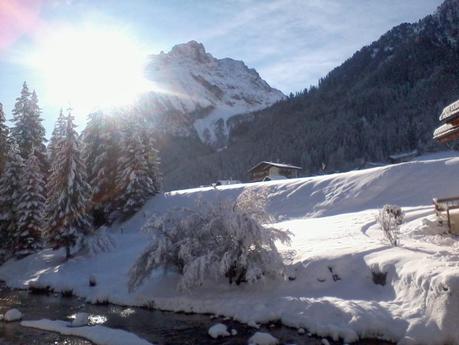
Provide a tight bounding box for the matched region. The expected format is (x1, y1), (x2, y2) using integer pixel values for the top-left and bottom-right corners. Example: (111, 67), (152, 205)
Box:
(143, 41), (285, 144)
(21, 319), (153, 345)
(71, 312), (89, 327)
(208, 323), (230, 338)
(248, 332), (279, 345)
(4, 308), (22, 322)
(2, 151), (459, 344)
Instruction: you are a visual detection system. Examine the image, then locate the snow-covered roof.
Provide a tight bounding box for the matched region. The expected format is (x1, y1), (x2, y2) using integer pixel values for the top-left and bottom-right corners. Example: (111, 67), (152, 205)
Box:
(433, 122), (459, 143)
(248, 161), (302, 172)
(389, 150), (418, 160)
(439, 99), (459, 123)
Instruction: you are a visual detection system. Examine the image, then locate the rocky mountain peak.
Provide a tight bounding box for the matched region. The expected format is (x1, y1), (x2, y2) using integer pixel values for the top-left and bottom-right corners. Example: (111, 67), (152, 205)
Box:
(168, 40), (211, 63)
(142, 41), (285, 146)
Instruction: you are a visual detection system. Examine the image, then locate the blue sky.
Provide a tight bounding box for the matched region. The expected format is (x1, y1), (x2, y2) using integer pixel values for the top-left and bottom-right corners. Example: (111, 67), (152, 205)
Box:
(0, 0), (443, 134)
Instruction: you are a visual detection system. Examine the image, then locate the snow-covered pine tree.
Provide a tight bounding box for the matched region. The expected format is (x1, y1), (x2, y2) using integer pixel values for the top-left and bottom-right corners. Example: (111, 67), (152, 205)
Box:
(116, 117), (158, 217)
(29, 90), (48, 177)
(0, 139), (24, 255)
(136, 115), (161, 194)
(11, 84), (48, 177)
(0, 103), (9, 174)
(16, 148), (45, 256)
(46, 110), (92, 259)
(82, 112), (121, 224)
(47, 108), (66, 162)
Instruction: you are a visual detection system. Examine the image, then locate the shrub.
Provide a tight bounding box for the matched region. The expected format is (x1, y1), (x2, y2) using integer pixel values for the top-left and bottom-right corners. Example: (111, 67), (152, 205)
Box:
(377, 204), (404, 246)
(78, 227), (116, 256)
(128, 190), (291, 291)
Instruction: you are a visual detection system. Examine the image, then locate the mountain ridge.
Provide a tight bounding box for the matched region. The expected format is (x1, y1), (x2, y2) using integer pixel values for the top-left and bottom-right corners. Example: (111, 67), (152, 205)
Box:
(140, 40), (285, 147)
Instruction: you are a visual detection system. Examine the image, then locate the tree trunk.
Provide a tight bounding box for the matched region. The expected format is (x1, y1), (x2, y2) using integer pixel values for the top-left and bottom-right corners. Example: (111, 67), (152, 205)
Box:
(65, 245), (71, 259)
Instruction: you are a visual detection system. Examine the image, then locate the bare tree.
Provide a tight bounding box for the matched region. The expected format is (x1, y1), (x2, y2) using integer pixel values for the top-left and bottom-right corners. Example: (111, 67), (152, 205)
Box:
(377, 204), (404, 246)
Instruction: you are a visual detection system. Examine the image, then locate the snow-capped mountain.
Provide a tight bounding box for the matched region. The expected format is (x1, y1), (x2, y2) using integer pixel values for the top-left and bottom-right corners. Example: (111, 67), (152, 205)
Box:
(141, 41), (285, 146)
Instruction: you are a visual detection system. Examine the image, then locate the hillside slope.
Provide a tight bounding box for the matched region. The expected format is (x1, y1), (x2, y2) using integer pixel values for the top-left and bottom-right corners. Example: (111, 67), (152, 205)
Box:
(1, 152), (459, 344)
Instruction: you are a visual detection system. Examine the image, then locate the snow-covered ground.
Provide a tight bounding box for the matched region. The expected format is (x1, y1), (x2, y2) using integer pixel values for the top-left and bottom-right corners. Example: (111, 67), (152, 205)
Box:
(2, 151), (459, 344)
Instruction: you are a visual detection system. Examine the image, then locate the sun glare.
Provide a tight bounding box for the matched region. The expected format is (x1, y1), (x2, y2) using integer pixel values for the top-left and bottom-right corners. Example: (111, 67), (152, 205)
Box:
(29, 25), (152, 114)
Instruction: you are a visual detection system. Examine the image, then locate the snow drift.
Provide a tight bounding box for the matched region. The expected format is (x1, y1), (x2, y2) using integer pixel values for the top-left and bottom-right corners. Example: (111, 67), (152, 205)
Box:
(1, 151), (459, 344)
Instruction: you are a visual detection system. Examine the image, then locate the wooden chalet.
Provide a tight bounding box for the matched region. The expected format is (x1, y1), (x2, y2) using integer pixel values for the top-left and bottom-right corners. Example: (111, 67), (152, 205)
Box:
(433, 99), (459, 234)
(433, 99), (459, 143)
(248, 161), (301, 182)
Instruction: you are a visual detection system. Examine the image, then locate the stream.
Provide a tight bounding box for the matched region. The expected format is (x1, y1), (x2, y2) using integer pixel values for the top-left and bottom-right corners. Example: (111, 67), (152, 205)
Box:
(0, 284), (393, 345)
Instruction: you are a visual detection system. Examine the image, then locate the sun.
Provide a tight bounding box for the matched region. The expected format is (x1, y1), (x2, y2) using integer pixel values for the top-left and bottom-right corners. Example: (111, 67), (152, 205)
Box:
(29, 24), (152, 115)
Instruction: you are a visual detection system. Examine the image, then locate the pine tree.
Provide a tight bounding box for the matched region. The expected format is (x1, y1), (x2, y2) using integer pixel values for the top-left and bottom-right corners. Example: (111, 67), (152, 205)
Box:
(116, 118), (158, 217)
(11, 83), (48, 177)
(137, 116), (161, 194)
(47, 108), (66, 162)
(16, 149), (45, 256)
(0, 103), (9, 174)
(29, 90), (49, 177)
(11, 82), (31, 157)
(0, 139), (24, 255)
(46, 110), (92, 259)
(82, 112), (121, 224)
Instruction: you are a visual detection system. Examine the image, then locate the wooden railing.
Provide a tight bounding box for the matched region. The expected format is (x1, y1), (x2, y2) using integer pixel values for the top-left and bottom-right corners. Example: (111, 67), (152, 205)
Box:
(433, 196), (459, 232)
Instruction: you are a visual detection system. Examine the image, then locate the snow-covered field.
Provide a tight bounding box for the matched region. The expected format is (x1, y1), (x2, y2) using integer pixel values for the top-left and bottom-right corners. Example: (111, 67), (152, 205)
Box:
(2, 151), (459, 344)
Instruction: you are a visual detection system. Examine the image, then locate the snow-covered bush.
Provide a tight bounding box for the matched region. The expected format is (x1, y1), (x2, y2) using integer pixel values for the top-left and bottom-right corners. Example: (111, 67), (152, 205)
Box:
(377, 204), (404, 246)
(4, 308), (22, 322)
(208, 323), (230, 338)
(248, 332), (279, 345)
(129, 191), (291, 291)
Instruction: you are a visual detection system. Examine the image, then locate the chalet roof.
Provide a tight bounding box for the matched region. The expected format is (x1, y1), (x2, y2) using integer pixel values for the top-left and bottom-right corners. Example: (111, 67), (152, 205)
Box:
(248, 161), (302, 173)
(433, 122), (459, 143)
(439, 99), (459, 123)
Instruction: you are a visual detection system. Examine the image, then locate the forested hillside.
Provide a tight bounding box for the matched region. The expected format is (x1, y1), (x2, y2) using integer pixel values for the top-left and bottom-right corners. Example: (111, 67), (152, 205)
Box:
(225, 0), (459, 176)
(161, 0), (459, 190)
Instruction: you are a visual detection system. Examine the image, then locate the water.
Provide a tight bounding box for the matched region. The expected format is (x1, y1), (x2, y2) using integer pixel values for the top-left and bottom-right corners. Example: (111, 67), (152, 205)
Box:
(0, 284), (393, 345)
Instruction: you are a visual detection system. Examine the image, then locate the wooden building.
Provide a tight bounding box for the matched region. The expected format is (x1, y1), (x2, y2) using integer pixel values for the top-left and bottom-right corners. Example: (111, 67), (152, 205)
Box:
(433, 99), (459, 234)
(248, 161), (301, 182)
(433, 99), (459, 143)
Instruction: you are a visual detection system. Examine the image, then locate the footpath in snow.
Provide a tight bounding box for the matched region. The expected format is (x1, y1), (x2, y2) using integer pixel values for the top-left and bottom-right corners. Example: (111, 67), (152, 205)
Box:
(1, 151), (459, 345)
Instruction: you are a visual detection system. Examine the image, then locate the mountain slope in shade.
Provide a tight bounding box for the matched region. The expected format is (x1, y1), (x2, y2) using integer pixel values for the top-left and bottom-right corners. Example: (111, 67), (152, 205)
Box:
(212, 0), (459, 180)
(141, 41), (285, 146)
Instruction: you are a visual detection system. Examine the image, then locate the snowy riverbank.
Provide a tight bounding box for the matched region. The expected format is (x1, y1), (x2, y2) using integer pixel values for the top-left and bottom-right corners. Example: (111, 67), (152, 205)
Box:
(1, 152), (459, 344)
